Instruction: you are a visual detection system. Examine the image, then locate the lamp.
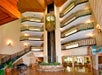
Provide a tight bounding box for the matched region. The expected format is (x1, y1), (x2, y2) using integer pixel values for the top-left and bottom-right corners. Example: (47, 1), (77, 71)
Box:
(45, 12), (56, 32)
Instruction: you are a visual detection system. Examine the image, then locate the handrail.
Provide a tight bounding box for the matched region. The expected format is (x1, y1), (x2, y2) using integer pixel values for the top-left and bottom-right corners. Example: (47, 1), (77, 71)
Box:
(13, 51), (31, 65)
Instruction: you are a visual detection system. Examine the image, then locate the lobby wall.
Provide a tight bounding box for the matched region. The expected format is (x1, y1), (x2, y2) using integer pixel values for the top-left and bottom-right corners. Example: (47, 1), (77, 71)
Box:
(89, 0), (102, 30)
(89, 0), (102, 48)
(0, 19), (24, 54)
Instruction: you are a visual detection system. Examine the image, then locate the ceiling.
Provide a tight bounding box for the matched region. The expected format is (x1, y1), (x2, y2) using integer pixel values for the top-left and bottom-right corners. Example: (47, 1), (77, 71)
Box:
(89, 0), (102, 30)
(0, 0), (20, 25)
(18, 0), (67, 12)
(0, 0), (66, 25)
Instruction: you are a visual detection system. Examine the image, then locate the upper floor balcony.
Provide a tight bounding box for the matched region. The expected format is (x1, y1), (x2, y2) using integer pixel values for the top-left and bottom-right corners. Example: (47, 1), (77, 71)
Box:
(21, 21), (44, 27)
(21, 16), (43, 23)
(61, 9), (91, 27)
(20, 36), (43, 41)
(60, 0), (88, 17)
(22, 11), (43, 17)
(60, 3), (90, 21)
(60, 15), (91, 31)
(20, 35), (43, 46)
(21, 25), (43, 32)
(61, 22), (94, 38)
(61, 28), (94, 44)
(62, 38), (96, 50)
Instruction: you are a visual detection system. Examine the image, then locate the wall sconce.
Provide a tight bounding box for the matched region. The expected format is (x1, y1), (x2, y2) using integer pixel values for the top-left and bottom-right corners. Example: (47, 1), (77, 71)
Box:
(24, 33), (29, 36)
(87, 33), (94, 38)
(24, 43), (29, 48)
(85, 19), (91, 23)
(96, 24), (101, 32)
(7, 40), (12, 46)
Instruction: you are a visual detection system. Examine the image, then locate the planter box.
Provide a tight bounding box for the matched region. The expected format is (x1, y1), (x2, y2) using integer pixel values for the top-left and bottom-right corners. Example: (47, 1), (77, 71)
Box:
(38, 65), (64, 72)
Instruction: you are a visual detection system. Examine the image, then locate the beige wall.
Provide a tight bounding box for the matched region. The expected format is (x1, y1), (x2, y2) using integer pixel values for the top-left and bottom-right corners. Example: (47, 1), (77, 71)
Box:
(89, 0), (102, 48)
(0, 27), (3, 49)
(94, 28), (102, 48)
(0, 19), (24, 54)
(89, 0), (102, 30)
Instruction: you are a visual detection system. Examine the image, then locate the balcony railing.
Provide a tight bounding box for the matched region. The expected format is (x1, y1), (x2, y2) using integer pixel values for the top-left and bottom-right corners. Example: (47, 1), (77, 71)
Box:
(21, 26), (43, 31)
(62, 38), (96, 50)
(61, 22), (94, 37)
(21, 16), (43, 23)
(61, 9), (91, 27)
(20, 36), (43, 41)
(60, 0), (88, 17)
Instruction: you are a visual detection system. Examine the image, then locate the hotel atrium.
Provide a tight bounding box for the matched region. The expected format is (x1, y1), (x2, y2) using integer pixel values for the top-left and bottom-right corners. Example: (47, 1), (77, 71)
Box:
(0, 0), (102, 75)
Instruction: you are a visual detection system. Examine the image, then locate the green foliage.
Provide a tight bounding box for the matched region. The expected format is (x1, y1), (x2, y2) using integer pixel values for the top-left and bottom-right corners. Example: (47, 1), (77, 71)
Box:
(40, 62), (61, 66)
(0, 69), (5, 75)
(0, 61), (13, 75)
(100, 70), (102, 73)
(4, 63), (8, 68)
(7, 61), (13, 68)
(4, 61), (13, 68)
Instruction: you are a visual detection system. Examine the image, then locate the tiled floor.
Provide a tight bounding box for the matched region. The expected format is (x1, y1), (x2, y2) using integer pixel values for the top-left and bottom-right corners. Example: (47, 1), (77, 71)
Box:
(11, 66), (100, 75)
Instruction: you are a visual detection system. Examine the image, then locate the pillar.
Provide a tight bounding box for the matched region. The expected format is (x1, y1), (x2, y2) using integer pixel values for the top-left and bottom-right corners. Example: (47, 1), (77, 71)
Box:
(54, 6), (62, 63)
(43, 8), (48, 63)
